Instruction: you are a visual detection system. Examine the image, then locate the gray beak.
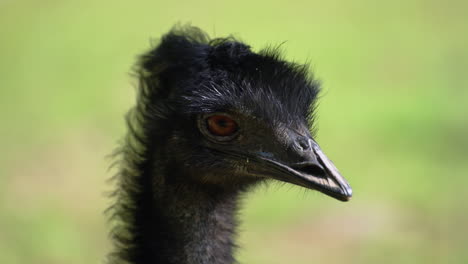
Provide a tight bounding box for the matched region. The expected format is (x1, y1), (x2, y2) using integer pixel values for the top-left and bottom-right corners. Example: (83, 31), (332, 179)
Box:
(261, 138), (352, 202)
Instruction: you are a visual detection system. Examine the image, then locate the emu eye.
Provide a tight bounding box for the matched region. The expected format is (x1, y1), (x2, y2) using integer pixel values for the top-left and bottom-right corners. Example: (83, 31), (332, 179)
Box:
(206, 115), (238, 137)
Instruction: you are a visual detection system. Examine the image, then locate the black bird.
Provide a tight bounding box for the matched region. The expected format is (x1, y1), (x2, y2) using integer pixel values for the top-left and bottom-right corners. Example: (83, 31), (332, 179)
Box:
(108, 26), (352, 264)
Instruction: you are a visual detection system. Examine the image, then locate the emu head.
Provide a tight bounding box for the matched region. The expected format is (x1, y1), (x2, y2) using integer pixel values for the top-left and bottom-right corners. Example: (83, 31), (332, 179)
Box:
(137, 28), (352, 201)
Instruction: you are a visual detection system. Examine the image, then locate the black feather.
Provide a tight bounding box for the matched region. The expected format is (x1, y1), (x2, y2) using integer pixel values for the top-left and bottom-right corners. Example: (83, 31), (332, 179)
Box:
(107, 25), (321, 264)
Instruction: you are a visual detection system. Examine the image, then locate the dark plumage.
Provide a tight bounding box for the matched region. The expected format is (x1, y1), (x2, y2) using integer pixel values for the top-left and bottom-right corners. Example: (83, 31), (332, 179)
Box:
(108, 26), (352, 264)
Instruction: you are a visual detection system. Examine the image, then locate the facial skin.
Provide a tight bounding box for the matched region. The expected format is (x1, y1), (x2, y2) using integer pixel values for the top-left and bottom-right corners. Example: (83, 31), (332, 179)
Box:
(166, 108), (352, 202)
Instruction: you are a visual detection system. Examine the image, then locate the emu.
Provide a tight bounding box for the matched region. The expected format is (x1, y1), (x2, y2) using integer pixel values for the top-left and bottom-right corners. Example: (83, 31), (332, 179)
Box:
(108, 26), (352, 264)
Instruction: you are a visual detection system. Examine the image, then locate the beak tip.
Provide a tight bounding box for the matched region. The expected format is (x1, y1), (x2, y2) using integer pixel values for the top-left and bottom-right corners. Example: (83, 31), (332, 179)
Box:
(341, 187), (353, 202)
(342, 196), (352, 202)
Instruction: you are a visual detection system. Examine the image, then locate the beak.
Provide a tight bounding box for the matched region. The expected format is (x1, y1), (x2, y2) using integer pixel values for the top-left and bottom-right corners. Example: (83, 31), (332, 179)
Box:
(260, 138), (352, 202)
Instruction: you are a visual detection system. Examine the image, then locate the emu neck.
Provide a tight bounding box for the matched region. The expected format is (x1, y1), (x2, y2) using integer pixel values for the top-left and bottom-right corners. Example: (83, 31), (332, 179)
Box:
(149, 172), (241, 264)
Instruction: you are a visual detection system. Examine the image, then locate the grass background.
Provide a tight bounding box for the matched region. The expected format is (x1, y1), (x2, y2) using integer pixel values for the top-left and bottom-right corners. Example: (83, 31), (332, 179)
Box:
(1, 0), (467, 263)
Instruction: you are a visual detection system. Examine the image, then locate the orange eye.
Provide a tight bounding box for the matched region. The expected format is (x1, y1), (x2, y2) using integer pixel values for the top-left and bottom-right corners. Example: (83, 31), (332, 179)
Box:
(206, 115), (239, 137)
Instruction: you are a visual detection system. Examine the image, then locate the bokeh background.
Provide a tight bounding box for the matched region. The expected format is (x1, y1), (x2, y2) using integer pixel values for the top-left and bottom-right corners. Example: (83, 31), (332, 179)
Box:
(1, 0), (467, 263)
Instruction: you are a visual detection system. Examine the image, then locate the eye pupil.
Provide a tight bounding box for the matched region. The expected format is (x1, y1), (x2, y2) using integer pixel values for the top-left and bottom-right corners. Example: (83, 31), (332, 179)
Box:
(206, 115), (238, 137)
(217, 119), (228, 127)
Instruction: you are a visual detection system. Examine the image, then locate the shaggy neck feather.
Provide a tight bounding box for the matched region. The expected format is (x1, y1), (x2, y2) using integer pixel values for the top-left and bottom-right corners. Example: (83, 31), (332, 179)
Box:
(150, 176), (241, 264)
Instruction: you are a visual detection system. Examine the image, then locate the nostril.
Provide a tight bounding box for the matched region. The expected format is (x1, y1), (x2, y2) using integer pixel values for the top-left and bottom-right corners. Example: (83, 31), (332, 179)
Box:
(296, 137), (310, 151)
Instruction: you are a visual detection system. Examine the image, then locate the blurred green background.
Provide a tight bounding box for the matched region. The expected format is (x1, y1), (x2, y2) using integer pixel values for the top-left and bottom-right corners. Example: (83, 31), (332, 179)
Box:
(1, 0), (467, 263)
